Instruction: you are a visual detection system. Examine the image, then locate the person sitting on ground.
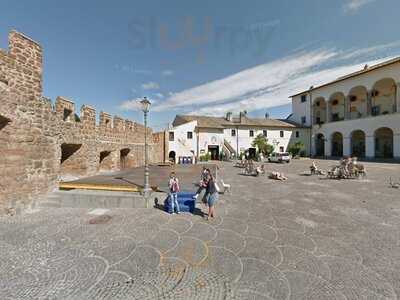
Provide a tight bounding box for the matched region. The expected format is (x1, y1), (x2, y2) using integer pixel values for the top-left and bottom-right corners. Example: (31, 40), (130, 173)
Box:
(193, 167), (209, 200)
(205, 173), (218, 220)
(255, 164), (265, 176)
(168, 172), (180, 214)
(269, 171), (288, 181)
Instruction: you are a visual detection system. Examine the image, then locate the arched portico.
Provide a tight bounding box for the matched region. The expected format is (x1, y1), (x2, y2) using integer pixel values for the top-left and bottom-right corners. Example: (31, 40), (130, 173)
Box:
(328, 92), (346, 122)
(313, 97), (327, 125)
(348, 86), (368, 119)
(371, 78), (397, 116)
(315, 133), (325, 157)
(331, 132), (343, 157)
(351, 130), (366, 158)
(375, 127), (393, 158)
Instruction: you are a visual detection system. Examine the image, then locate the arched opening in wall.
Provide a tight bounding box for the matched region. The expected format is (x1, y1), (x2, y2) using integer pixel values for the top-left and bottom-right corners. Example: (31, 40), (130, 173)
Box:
(61, 143), (82, 164)
(60, 143), (83, 177)
(169, 151), (176, 164)
(0, 114), (11, 130)
(351, 130), (366, 158)
(120, 148), (130, 170)
(348, 86), (368, 119)
(99, 151), (112, 170)
(315, 133), (325, 157)
(375, 127), (393, 158)
(331, 132), (343, 157)
(371, 78), (396, 116)
(313, 97), (327, 125)
(328, 92), (345, 122)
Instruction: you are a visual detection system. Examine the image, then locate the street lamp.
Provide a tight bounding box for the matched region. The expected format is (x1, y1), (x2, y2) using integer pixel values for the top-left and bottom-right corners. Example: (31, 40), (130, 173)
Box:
(140, 97), (151, 207)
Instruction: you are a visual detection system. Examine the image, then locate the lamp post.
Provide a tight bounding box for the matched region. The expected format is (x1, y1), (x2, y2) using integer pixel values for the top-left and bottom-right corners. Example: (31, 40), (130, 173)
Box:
(140, 97), (151, 207)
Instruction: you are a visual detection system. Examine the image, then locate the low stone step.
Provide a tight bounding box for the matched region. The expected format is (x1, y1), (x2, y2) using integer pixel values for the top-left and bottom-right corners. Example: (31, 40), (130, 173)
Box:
(38, 189), (166, 209)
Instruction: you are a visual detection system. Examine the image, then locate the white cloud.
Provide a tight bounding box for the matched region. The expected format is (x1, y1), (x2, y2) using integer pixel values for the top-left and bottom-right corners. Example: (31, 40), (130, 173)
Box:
(119, 98), (158, 111)
(153, 49), (337, 112)
(154, 93), (164, 99)
(150, 41), (400, 116)
(343, 0), (375, 13)
(162, 70), (174, 76)
(141, 81), (160, 90)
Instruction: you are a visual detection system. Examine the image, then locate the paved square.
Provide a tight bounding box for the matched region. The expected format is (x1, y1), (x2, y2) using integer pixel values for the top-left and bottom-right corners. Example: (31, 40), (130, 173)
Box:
(1, 159), (400, 299)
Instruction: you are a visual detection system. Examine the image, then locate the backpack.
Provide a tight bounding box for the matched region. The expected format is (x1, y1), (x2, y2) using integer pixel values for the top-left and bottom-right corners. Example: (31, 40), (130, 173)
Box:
(171, 179), (180, 193)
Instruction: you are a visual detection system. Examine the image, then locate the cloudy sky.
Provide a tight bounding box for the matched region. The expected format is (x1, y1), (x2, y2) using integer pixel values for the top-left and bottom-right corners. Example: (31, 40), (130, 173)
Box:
(1, 0), (399, 130)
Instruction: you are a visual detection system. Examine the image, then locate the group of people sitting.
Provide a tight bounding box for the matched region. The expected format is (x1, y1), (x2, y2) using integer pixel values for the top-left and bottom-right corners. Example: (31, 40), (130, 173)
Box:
(310, 156), (366, 179)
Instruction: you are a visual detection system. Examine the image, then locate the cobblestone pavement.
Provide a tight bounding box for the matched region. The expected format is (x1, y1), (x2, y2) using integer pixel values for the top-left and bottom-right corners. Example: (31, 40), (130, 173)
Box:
(1, 159), (400, 299)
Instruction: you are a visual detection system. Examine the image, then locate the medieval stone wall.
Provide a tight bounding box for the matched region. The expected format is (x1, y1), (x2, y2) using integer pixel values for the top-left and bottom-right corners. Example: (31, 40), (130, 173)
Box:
(0, 31), (166, 213)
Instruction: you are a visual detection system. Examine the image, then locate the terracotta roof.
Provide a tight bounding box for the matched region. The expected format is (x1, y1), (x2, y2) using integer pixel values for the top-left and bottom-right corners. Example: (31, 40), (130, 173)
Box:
(290, 56), (400, 98)
(172, 114), (302, 129)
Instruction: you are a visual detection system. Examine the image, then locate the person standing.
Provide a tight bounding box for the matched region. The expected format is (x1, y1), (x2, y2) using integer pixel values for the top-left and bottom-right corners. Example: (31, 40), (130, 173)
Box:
(193, 167), (209, 200)
(205, 172), (218, 220)
(168, 172), (180, 214)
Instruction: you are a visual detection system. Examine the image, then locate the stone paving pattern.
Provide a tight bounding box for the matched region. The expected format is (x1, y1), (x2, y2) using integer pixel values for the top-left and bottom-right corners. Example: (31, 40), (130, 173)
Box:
(1, 159), (400, 299)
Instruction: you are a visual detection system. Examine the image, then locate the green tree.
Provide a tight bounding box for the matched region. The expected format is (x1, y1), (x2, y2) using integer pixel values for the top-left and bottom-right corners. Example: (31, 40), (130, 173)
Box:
(252, 134), (274, 156)
(288, 141), (304, 157)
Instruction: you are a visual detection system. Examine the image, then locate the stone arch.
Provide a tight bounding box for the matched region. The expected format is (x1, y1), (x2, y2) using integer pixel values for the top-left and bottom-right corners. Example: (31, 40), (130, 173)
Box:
(375, 127), (393, 158)
(169, 151), (176, 164)
(328, 92), (346, 122)
(315, 133), (325, 157)
(371, 78), (397, 116)
(348, 85), (368, 119)
(313, 97), (327, 125)
(351, 130), (366, 158)
(120, 148), (131, 170)
(60, 143), (84, 177)
(331, 132), (343, 157)
(99, 150), (113, 171)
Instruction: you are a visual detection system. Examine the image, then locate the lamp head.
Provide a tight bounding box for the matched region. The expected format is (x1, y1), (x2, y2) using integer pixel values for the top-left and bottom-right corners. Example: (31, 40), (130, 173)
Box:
(140, 97), (151, 113)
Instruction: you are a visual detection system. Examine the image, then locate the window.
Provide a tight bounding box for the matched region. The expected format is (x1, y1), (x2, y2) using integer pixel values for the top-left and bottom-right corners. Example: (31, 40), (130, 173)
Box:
(169, 132), (174, 141)
(301, 95), (307, 102)
(296, 131), (300, 138)
(301, 116), (306, 124)
(263, 130), (267, 137)
(231, 129), (236, 137)
(187, 131), (193, 139)
(249, 130), (254, 137)
(280, 131), (284, 138)
(279, 146), (284, 152)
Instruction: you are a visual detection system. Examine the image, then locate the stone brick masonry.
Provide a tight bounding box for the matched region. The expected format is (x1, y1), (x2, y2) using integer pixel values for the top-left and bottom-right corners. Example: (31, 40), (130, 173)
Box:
(0, 30), (168, 213)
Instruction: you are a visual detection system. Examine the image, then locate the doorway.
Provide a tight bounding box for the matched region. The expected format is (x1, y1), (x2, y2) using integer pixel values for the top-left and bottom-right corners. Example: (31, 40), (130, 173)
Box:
(208, 145), (220, 160)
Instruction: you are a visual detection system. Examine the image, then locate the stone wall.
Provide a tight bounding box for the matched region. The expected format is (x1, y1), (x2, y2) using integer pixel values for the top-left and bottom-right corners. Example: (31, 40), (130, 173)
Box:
(0, 30), (167, 213)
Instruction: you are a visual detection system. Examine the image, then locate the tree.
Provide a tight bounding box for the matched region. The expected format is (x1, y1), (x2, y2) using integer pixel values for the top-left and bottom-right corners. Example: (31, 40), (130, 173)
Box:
(252, 134), (274, 156)
(288, 141), (304, 157)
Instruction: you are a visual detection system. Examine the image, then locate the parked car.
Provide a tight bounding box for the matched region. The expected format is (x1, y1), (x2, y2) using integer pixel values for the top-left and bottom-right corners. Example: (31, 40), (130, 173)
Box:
(268, 152), (291, 163)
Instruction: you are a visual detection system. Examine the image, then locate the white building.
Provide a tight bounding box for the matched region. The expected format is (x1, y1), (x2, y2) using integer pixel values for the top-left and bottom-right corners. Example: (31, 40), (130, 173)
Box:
(290, 57), (400, 159)
(168, 112), (310, 163)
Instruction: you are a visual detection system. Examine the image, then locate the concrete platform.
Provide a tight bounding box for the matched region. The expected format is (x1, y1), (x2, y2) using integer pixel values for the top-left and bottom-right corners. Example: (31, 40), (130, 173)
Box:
(59, 163), (217, 193)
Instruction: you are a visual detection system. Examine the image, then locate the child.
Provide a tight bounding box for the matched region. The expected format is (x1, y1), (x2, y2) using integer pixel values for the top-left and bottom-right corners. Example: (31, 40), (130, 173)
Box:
(168, 172), (180, 214)
(205, 173), (218, 220)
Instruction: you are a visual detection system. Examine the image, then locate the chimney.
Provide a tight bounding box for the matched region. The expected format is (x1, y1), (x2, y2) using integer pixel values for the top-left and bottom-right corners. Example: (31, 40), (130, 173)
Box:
(225, 112), (232, 121)
(239, 110), (247, 122)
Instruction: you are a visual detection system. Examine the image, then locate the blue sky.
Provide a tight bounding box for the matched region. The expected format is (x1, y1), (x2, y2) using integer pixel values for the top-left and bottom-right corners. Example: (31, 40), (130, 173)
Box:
(1, 0), (400, 130)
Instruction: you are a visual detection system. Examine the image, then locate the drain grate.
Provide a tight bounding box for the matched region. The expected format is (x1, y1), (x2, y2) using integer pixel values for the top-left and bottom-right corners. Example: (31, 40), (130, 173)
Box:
(88, 215), (112, 224)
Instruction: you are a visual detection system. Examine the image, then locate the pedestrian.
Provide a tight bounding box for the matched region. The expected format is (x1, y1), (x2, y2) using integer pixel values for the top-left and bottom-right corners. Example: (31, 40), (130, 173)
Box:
(205, 172), (218, 220)
(168, 172), (180, 214)
(193, 167), (210, 200)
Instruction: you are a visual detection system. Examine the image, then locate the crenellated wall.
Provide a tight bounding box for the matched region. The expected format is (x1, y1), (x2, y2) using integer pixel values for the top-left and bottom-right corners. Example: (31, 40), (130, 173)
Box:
(0, 30), (167, 213)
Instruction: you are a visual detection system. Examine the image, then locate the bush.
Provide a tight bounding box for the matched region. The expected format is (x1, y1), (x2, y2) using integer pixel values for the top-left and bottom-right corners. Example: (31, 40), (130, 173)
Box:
(288, 141), (304, 157)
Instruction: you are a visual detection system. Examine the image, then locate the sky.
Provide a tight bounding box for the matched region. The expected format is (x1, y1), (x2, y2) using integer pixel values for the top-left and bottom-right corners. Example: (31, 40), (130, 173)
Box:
(1, 0), (400, 130)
